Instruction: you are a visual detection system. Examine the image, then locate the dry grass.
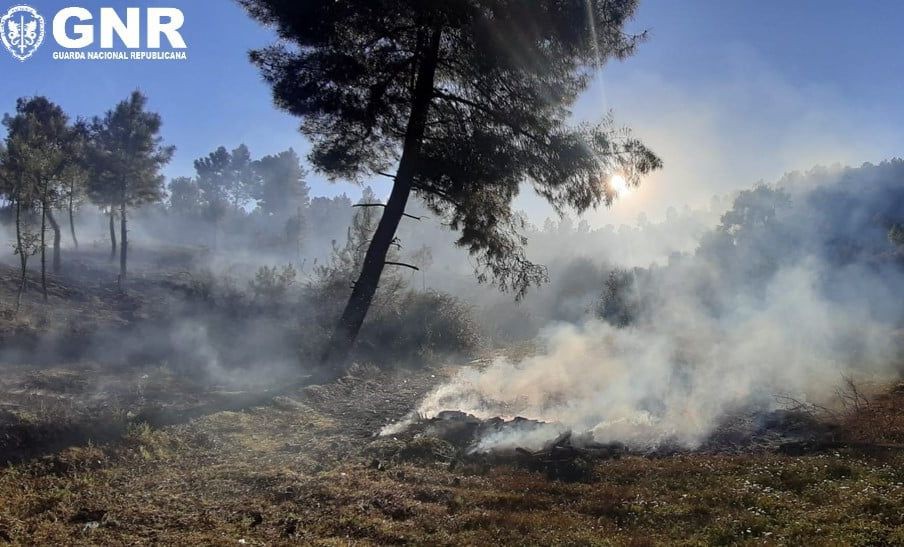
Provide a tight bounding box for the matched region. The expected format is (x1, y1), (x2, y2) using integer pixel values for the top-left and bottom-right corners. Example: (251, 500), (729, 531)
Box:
(6, 250), (898, 543)
(0, 372), (902, 545)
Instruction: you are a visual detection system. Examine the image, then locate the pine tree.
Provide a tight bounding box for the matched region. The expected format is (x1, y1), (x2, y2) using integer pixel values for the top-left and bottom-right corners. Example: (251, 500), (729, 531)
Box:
(168, 176), (202, 216)
(241, 0), (663, 367)
(195, 144), (256, 247)
(252, 148), (310, 218)
(0, 135), (40, 308)
(2, 97), (76, 298)
(252, 148), (310, 249)
(87, 91), (174, 283)
(85, 167), (120, 260)
(62, 120), (90, 250)
(312, 186), (404, 317)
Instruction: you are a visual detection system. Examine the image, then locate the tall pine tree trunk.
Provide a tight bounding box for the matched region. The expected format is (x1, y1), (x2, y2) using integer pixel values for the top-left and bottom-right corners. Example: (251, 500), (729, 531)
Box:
(109, 209), (117, 260)
(120, 197), (128, 283)
(40, 200), (47, 301)
(68, 185), (79, 249)
(321, 27), (442, 368)
(46, 207), (61, 273)
(15, 194), (27, 310)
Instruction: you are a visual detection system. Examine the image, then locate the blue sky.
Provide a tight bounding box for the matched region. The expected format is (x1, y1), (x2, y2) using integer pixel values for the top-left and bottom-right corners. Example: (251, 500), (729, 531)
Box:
(1, 1), (903, 224)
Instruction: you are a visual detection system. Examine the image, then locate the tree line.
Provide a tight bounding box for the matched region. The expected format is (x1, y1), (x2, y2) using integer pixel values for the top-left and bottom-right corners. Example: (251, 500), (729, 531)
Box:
(167, 145), (312, 252)
(0, 92), (171, 305)
(0, 91), (320, 307)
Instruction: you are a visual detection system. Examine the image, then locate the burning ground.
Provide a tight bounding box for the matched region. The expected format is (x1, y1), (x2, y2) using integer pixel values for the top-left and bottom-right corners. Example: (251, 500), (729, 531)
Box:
(0, 265), (902, 544)
(1, 163), (904, 544)
(1, 264), (902, 545)
(392, 162), (904, 455)
(0, 359), (903, 545)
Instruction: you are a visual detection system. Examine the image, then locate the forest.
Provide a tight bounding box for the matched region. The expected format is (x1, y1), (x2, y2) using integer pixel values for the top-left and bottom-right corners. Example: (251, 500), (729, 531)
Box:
(0, 1), (902, 544)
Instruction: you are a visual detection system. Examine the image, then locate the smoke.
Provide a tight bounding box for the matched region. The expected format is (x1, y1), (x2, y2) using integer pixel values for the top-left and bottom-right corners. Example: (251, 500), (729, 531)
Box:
(415, 262), (898, 449)
(4, 146), (903, 448)
(400, 161), (904, 450)
(0, 182), (482, 389)
(392, 196), (723, 343)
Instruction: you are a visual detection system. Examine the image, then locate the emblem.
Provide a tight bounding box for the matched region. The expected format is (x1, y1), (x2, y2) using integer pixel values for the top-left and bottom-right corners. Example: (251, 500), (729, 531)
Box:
(1, 5), (45, 62)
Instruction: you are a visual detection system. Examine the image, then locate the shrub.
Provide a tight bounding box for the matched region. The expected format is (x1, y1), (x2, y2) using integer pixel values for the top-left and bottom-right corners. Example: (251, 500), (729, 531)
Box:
(596, 268), (638, 327)
(357, 290), (482, 366)
(248, 264), (297, 302)
(300, 198), (482, 367)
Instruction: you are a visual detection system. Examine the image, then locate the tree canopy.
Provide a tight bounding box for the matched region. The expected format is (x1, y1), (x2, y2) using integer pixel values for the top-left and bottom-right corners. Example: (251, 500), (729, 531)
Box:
(253, 148), (310, 218)
(2, 97), (73, 207)
(195, 144), (256, 217)
(87, 91), (174, 210)
(87, 90), (174, 279)
(241, 0), (662, 298)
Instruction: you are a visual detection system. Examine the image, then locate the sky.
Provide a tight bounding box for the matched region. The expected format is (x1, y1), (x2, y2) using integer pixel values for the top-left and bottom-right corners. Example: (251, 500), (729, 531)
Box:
(1, 0), (902, 226)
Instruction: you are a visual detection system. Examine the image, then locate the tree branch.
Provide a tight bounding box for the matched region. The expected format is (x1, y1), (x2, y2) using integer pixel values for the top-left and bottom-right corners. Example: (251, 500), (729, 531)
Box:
(432, 89), (546, 146)
(352, 203), (420, 220)
(384, 261), (419, 271)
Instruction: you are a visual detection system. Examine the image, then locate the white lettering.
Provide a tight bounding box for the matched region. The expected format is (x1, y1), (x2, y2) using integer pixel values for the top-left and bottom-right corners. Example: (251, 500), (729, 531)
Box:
(100, 7), (140, 49)
(147, 8), (186, 49)
(53, 7), (93, 49)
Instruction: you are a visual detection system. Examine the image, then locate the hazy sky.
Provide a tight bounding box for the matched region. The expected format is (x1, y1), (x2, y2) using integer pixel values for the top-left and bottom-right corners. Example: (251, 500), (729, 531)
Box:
(1, 0), (902, 225)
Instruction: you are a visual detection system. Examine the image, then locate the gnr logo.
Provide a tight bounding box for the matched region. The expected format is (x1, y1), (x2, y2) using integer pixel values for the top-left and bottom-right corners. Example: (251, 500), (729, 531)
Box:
(1, 4), (187, 61)
(1, 5), (45, 61)
(54, 7), (186, 49)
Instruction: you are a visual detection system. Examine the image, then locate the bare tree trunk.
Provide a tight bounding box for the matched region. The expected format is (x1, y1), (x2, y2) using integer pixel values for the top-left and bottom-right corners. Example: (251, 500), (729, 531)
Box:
(109, 209), (117, 260)
(15, 194), (27, 311)
(46, 207), (61, 273)
(40, 200), (47, 301)
(68, 185), (79, 249)
(320, 27), (442, 368)
(120, 198), (128, 284)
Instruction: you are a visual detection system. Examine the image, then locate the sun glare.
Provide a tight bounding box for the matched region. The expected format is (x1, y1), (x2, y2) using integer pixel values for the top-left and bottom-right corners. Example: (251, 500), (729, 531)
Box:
(609, 174), (630, 196)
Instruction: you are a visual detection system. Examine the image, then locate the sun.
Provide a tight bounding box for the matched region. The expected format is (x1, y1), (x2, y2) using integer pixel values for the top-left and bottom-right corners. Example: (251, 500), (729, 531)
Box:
(609, 174), (630, 196)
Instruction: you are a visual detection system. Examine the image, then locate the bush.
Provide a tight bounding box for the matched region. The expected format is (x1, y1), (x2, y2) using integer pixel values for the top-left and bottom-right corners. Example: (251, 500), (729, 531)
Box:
(596, 269), (638, 327)
(248, 264), (297, 302)
(300, 199), (482, 367)
(356, 290), (482, 366)
(180, 269), (244, 308)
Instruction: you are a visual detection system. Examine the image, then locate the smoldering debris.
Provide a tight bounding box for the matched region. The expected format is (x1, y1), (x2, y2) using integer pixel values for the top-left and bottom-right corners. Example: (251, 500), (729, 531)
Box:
(375, 404), (848, 481)
(373, 410), (619, 481)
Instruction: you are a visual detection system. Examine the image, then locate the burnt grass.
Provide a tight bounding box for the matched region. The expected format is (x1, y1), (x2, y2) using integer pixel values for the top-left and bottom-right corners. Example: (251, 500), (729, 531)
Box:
(1, 259), (904, 544)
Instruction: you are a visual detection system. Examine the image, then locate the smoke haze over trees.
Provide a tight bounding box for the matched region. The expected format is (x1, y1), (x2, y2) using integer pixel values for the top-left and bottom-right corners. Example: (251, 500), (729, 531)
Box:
(0, 3), (900, 459)
(3, 3), (904, 543)
(239, 0), (663, 367)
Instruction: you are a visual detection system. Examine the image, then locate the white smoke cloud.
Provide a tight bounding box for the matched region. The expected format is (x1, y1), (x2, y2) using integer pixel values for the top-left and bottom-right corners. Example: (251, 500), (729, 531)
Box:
(411, 259), (899, 450)
(401, 151), (904, 457)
